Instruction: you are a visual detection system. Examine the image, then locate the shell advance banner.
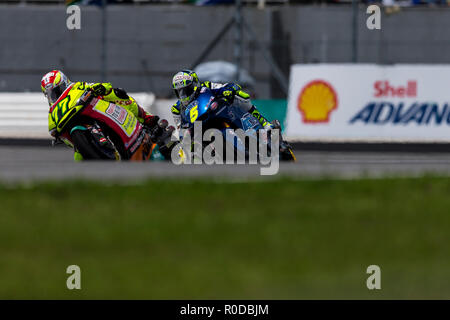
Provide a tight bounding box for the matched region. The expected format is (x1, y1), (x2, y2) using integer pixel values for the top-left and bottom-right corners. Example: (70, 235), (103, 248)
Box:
(285, 64), (450, 142)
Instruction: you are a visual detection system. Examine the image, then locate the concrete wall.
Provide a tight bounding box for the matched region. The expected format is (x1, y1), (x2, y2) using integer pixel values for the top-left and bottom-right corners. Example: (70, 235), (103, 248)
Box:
(286, 6), (450, 65)
(1, 4), (450, 98)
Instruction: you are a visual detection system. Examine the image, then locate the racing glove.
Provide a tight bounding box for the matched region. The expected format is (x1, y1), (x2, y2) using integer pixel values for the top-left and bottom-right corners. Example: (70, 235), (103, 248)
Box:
(148, 118), (176, 147)
(220, 89), (235, 102)
(217, 84), (242, 104)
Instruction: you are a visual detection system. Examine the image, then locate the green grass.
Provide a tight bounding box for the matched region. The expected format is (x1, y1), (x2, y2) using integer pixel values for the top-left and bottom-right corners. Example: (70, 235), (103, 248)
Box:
(0, 176), (449, 299)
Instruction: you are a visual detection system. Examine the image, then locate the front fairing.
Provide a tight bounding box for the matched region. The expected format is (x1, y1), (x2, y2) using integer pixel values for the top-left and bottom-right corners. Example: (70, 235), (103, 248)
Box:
(48, 83), (89, 135)
(180, 90), (214, 127)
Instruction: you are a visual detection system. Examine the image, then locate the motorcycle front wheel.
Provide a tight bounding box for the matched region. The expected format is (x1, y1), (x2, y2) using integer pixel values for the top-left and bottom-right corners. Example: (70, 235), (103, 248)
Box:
(71, 129), (118, 160)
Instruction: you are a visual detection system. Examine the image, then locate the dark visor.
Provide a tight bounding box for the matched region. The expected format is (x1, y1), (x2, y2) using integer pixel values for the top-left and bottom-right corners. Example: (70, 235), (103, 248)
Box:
(48, 83), (68, 105)
(177, 85), (195, 99)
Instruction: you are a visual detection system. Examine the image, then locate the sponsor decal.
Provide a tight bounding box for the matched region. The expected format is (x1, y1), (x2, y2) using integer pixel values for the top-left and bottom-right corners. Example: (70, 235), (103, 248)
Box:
(173, 74), (193, 88)
(92, 101), (138, 138)
(350, 102), (450, 125)
(174, 74), (192, 81)
(351, 78), (450, 125)
(297, 80), (338, 123)
(105, 104), (127, 125)
(115, 100), (132, 106)
(123, 114), (138, 133)
(129, 131), (145, 154)
(374, 80), (417, 98)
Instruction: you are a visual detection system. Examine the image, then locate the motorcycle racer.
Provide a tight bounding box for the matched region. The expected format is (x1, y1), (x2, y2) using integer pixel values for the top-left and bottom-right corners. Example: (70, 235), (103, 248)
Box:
(41, 70), (161, 161)
(170, 69), (273, 130)
(170, 69), (295, 160)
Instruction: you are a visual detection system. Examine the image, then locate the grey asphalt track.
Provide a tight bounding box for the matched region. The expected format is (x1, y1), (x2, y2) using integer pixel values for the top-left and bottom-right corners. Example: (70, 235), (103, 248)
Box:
(1, 145), (450, 183)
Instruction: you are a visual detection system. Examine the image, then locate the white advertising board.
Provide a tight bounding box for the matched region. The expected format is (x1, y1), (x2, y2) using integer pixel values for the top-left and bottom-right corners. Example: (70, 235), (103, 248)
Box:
(285, 64), (450, 142)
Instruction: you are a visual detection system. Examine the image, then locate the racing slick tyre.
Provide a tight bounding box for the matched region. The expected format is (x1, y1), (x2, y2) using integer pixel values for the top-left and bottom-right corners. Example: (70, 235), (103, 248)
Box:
(71, 129), (117, 160)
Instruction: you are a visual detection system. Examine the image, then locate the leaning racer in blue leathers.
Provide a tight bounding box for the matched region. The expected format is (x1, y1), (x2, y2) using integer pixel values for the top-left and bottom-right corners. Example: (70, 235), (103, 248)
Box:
(170, 69), (273, 131)
(169, 69), (296, 160)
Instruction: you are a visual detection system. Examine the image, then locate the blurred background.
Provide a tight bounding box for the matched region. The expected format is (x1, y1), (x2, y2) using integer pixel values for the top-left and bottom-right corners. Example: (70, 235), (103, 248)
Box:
(2, 0), (450, 138)
(1, 0), (449, 98)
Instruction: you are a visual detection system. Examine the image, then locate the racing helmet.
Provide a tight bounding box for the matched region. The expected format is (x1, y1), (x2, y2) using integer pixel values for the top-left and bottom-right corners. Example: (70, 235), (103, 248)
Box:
(172, 70), (200, 106)
(41, 70), (71, 106)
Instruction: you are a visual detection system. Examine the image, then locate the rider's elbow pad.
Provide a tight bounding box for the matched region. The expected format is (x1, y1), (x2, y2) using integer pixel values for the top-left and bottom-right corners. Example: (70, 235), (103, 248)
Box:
(113, 88), (130, 100)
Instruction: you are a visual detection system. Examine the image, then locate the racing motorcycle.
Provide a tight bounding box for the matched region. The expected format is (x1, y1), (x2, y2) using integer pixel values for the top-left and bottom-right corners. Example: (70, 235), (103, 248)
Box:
(49, 84), (173, 161)
(178, 87), (296, 162)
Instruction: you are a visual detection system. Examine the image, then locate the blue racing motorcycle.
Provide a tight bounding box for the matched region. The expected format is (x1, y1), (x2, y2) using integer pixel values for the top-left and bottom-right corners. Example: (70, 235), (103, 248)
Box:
(179, 87), (296, 162)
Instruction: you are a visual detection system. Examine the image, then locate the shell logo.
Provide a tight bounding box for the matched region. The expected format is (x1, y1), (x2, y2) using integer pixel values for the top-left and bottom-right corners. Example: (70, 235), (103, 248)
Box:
(297, 80), (338, 123)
